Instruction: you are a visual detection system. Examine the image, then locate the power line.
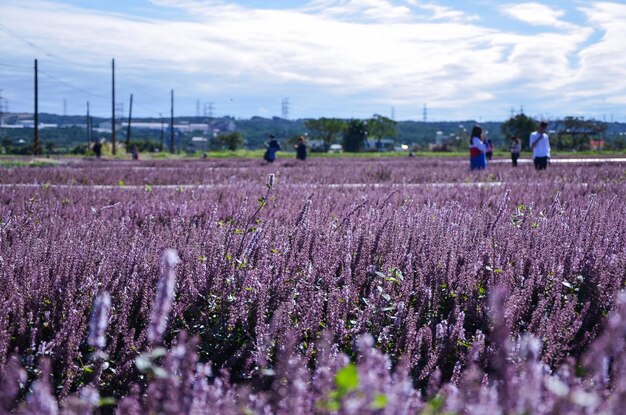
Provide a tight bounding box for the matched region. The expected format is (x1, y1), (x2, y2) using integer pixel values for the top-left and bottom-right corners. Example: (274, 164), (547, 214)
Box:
(0, 61), (30, 69)
(0, 23), (65, 61)
(38, 68), (108, 100)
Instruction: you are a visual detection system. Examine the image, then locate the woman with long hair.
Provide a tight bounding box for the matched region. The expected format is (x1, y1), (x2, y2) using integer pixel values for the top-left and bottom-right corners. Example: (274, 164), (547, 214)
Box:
(469, 125), (487, 170)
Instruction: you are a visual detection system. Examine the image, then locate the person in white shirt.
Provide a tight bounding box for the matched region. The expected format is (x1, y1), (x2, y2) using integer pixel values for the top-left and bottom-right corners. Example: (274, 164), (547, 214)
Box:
(529, 121), (550, 170)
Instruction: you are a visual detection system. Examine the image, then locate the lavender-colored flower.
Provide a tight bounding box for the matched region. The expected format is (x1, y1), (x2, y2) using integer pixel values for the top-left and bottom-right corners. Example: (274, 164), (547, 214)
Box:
(20, 359), (58, 415)
(147, 249), (180, 345)
(87, 292), (111, 349)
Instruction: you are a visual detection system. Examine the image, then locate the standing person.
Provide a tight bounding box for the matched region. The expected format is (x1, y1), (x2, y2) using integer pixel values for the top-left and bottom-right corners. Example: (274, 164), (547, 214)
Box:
(510, 136), (521, 167)
(263, 134), (281, 163)
(469, 125), (487, 170)
(485, 138), (494, 161)
(295, 136), (307, 161)
(131, 144), (139, 160)
(93, 140), (102, 158)
(530, 121), (550, 170)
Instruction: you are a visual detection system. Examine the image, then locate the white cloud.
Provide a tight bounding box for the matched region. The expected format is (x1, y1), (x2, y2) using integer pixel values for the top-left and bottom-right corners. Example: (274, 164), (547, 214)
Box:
(0, 0), (625, 120)
(304, 0), (414, 22)
(407, 1), (479, 22)
(500, 2), (574, 30)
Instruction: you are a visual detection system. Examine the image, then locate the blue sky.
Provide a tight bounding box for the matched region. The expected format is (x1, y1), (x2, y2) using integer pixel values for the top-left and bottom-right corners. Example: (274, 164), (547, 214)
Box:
(1, 0), (625, 121)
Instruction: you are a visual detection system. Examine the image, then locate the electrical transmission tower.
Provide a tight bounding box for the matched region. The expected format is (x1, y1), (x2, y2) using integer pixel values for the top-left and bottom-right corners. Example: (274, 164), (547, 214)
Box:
(204, 102), (213, 118)
(281, 98), (290, 119)
(0, 89), (6, 127)
(423, 104), (427, 122)
(115, 103), (124, 125)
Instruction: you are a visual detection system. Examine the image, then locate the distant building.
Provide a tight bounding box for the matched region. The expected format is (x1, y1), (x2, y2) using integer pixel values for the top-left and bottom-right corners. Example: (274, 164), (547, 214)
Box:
(364, 138), (395, 151)
(590, 139), (605, 150)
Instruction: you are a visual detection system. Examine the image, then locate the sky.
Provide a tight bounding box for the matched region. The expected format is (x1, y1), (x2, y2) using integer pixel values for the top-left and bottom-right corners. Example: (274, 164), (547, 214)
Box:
(1, 0), (625, 122)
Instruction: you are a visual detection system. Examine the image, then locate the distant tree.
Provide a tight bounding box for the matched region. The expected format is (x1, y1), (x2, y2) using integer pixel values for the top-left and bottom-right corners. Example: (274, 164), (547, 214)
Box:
(366, 114), (397, 149)
(304, 118), (346, 151)
(217, 132), (244, 151)
(500, 114), (537, 149)
(553, 117), (607, 151)
(342, 119), (368, 152)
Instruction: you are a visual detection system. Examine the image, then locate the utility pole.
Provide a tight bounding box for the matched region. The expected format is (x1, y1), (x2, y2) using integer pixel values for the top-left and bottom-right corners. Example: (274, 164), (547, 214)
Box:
(159, 113), (164, 149)
(111, 58), (116, 155)
(170, 89), (174, 153)
(0, 89), (5, 128)
(126, 93), (133, 147)
(34, 59), (40, 155)
(86, 101), (90, 146)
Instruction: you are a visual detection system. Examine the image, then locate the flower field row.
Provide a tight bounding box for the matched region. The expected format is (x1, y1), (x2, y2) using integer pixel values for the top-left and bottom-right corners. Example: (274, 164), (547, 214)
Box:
(0, 159), (625, 414)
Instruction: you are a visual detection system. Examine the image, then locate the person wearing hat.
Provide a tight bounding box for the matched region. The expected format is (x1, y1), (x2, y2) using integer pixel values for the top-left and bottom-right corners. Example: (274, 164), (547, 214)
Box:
(530, 121), (550, 170)
(263, 134), (281, 162)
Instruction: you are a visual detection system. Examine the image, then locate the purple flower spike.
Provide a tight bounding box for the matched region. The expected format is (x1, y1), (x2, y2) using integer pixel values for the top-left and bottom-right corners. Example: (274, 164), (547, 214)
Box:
(87, 292), (111, 350)
(147, 249), (181, 345)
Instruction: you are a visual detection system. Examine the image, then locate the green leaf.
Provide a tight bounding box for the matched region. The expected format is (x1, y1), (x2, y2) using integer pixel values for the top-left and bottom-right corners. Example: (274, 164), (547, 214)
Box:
(152, 367), (168, 378)
(117, 180), (125, 187)
(371, 393), (388, 409)
(135, 355), (152, 372)
(98, 397), (117, 407)
(335, 363), (359, 394)
(149, 347), (167, 359)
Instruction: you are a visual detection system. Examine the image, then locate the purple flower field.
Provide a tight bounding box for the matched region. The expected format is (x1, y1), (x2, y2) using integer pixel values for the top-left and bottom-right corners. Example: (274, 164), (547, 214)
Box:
(0, 157), (625, 414)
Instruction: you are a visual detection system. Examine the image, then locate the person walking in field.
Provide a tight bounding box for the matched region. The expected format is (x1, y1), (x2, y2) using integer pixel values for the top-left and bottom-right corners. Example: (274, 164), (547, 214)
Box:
(530, 121), (550, 170)
(295, 136), (307, 161)
(263, 135), (281, 163)
(510, 136), (521, 167)
(93, 140), (102, 158)
(131, 145), (139, 160)
(469, 125), (488, 170)
(485, 138), (494, 161)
